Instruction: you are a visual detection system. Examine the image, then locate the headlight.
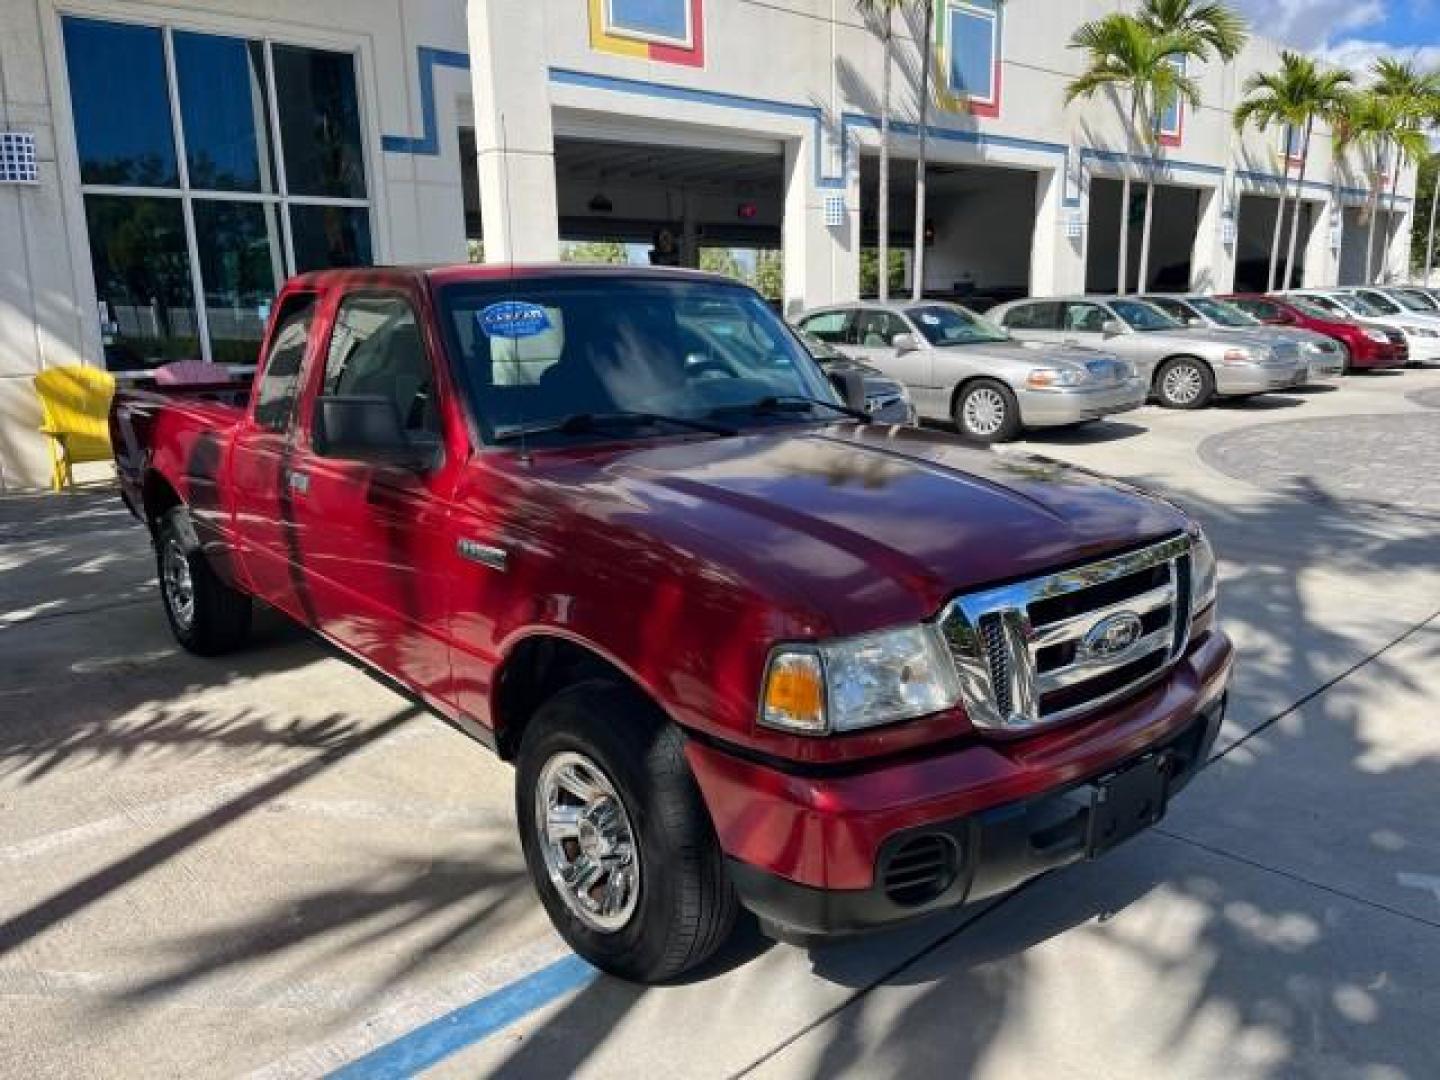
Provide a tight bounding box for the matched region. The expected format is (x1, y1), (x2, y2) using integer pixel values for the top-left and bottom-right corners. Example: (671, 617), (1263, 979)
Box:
(1363, 328), (1390, 344)
(1221, 347), (1256, 365)
(1190, 527), (1218, 617)
(1025, 365), (1090, 389)
(760, 625), (961, 735)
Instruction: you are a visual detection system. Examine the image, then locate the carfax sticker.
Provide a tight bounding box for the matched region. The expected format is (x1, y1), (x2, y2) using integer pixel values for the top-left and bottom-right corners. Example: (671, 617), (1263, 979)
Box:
(478, 301), (552, 339)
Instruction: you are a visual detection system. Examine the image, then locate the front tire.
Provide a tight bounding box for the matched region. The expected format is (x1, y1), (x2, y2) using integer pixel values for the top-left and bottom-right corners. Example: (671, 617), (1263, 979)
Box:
(1154, 357), (1215, 410)
(953, 379), (1022, 443)
(515, 681), (737, 983)
(156, 506), (251, 655)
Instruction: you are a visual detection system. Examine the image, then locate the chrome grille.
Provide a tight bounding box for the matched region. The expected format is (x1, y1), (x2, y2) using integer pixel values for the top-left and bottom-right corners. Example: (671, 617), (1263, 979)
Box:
(939, 535), (1193, 732)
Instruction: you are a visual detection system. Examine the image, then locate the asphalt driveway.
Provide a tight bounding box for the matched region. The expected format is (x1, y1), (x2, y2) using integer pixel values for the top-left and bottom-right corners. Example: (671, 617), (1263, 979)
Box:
(2, 369), (1438, 1079)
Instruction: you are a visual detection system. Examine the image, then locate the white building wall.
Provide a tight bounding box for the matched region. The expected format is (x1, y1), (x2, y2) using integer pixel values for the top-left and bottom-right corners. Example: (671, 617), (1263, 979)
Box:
(0, 0), (1420, 489)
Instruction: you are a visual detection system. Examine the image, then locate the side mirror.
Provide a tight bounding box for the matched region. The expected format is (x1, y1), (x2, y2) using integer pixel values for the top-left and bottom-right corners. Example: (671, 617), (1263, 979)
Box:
(828, 370), (870, 415)
(1101, 319), (1125, 337)
(313, 395), (435, 469)
(891, 332), (920, 354)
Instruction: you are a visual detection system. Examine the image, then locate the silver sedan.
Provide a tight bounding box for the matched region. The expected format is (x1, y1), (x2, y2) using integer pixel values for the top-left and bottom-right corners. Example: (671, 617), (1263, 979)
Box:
(794, 301), (1145, 443)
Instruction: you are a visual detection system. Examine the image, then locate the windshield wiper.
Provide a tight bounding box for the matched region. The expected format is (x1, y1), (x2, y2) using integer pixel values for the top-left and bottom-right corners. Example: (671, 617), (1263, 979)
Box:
(708, 395), (870, 422)
(492, 410), (736, 443)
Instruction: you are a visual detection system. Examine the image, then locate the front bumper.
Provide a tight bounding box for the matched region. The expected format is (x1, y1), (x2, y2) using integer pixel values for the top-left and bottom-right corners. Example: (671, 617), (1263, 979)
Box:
(1401, 336), (1440, 364)
(1214, 363), (1305, 395)
(1017, 380), (1148, 427)
(687, 628), (1233, 938)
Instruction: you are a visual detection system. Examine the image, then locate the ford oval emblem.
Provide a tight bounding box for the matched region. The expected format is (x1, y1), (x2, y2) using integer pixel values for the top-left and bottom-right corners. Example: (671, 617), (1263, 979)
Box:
(1081, 612), (1144, 660)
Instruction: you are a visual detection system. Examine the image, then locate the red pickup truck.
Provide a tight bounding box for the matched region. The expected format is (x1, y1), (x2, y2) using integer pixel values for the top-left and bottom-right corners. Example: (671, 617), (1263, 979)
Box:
(112, 265), (1232, 982)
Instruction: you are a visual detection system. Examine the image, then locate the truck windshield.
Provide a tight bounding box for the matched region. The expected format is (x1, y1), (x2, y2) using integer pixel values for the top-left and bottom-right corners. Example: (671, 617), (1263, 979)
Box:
(1111, 300), (1182, 332)
(1187, 297), (1257, 327)
(905, 304), (1009, 346)
(437, 276), (839, 443)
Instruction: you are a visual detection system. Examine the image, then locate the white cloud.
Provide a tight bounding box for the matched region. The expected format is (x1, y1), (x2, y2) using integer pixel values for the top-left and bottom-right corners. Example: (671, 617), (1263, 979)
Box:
(1317, 36), (1440, 74)
(1231, 0), (1387, 51)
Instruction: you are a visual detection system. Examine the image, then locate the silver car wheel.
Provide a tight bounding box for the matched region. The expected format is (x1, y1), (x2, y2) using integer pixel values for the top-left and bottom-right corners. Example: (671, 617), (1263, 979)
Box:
(161, 540), (195, 631)
(1162, 363), (1204, 405)
(535, 750), (640, 933)
(962, 387), (1008, 436)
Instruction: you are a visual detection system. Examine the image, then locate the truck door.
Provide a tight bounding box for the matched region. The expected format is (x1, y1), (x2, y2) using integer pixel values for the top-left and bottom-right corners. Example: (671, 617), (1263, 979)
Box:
(230, 290), (322, 622)
(286, 289), (461, 705)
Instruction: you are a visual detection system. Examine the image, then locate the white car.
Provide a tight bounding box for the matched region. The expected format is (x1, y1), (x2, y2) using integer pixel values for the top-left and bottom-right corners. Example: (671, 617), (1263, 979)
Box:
(1287, 289), (1440, 365)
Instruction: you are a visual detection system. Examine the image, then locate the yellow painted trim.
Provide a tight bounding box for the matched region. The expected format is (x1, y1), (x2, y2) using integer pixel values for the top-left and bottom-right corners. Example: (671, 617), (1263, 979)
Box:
(589, 0), (650, 58)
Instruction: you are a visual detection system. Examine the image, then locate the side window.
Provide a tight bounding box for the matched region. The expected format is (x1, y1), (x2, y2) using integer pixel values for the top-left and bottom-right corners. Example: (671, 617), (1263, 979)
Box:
(1241, 300), (1278, 320)
(1003, 302), (1059, 330)
(1063, 302), (1111, 333)
(855, 310), (909, 347)
(320, 294), (440, 436)
(1148, 298), (1189, 322)
(947, 0), (1000, 109)
(799, 310), (850, 344)
(253, 293), (317, 433)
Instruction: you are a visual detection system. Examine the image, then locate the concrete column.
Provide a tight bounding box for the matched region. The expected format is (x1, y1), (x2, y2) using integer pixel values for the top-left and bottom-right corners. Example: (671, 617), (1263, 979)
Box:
(1190, 183), (1233, 294)
(1029, 165), (1065, 297)
(466, 0), (558, 263)
(783, 130), (858, 315)
(1302, 198), (1336, 287)
(1384, 205), (1412, 282)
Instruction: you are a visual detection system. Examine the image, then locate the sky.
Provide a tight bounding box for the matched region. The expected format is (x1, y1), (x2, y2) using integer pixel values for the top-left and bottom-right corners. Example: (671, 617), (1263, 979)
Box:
(1234, 0), (1440, 71)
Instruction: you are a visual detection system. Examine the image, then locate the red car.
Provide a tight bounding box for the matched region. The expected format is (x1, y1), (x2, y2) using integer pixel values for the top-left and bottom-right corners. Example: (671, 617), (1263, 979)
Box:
(1220, 293), (1408, 371)
(112, 265), (1232, 982)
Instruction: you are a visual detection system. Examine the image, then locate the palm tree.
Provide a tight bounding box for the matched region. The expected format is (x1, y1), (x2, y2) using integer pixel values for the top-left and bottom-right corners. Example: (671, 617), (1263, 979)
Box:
(1233, 52), (1351, 291)
(1137, 0), (1247, 61)
(1340, 85), (1430, 282)
(1066, 15), (1204, 293)
(1369, 59), (1438, 282)
(857, 0), (907, 300)
(910, 0), (935, 301)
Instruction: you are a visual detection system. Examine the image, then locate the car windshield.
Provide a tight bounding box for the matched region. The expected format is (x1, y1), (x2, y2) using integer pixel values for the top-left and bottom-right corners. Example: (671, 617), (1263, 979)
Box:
(1287, 297), (1337, 320)
(438, 276), (839, 443)
(1111, 299), (1183, 332)
(1188, 297), (1257, 327)
(1330, 292), (1385, 317)
(1356, 291), (1402, 314)
(1387, 289), (1432, 312)
(905, 304), (1010, 346)
(1400, 289), (1440, 310)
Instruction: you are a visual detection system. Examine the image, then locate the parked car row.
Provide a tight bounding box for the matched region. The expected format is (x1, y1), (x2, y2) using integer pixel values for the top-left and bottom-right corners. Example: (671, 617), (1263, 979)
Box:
(794, 284), (1429, 442)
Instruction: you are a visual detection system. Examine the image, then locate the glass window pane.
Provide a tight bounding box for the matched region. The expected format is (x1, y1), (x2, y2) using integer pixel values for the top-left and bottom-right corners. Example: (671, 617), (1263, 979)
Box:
(608, 0), (690, 41)
(174, 32), (276, 193)
(62, 18), (178, 187)
(321, 295), (439, 435)
(83, 195), (197, 370)
(949, 7), (996, 101)
(290, 205), (373, 272)
(254, 294), (317, 432)
(193, 200), (283, 365)
(272, 45), (367, 198)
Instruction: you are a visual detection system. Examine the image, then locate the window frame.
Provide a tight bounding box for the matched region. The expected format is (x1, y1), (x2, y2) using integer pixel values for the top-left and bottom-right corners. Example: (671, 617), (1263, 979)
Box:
(945, 0), (1001, 117)
(57, 13), (378, 369)
(603, 0), (695, 49)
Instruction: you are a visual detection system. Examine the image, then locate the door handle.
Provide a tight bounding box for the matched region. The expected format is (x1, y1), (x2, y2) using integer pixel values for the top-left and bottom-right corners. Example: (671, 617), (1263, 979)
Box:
(286, 470), (309, 495)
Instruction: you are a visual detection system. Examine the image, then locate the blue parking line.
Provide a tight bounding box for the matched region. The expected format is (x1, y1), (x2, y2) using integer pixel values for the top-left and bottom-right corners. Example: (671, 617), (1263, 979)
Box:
(330, 954), (597, 1079)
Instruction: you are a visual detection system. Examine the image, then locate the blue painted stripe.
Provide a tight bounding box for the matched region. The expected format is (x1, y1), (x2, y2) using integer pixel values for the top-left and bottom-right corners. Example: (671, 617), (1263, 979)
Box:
(381, 46), (471, 155)
(329, 954), (597, 1079)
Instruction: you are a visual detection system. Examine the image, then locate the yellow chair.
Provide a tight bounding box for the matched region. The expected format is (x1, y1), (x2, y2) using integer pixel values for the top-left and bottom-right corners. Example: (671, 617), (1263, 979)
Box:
(33, 365), (116, 491)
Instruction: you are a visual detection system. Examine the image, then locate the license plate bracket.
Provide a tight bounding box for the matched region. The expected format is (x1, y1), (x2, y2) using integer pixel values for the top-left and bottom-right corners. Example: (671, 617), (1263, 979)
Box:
(1086, 754), (1169, 857)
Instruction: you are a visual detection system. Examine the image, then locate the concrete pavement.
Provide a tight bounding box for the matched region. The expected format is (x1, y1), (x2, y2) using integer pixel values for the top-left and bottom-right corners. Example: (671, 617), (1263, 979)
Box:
(1, 369), (1438, 1078)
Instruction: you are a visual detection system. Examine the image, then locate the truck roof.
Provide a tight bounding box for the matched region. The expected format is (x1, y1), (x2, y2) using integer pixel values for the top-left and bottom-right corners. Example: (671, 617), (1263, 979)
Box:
(285, 262), (742, 291)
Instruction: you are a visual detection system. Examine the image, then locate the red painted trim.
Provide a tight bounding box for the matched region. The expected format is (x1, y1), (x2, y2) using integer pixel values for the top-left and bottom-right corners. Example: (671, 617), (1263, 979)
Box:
(648, 0), (704, 67)
(967, 58), (1001, 118)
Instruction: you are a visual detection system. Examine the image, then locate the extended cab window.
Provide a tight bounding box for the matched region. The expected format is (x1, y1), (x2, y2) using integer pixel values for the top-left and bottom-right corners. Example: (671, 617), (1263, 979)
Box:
(320, 293), (439, 436)
(253, 293), (316, 432)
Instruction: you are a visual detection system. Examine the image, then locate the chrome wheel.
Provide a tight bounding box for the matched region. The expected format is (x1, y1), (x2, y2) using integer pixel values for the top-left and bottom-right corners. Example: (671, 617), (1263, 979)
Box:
(1161, 363), (1204, 406)
(161, 540), (195, 631)
(962, 387), (1008, 436)
(535, 750), (640, 933)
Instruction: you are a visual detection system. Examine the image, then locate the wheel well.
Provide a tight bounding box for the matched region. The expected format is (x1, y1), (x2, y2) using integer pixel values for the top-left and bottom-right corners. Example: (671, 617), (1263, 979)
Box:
(142, 472), (183, 532)
(491, 635), (641, 760)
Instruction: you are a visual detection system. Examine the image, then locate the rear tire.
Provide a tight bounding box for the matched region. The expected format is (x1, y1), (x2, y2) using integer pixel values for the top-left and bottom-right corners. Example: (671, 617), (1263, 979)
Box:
(953, 379), (1022, 443)
(515, 681), (737, 983)
(156, 506), (251, 655)
(1154, 357), (1215, 410)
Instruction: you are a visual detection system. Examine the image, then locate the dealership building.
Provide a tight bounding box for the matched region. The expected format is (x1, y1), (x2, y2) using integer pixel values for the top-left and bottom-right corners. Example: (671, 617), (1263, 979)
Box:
(0, 0), (1416, 490)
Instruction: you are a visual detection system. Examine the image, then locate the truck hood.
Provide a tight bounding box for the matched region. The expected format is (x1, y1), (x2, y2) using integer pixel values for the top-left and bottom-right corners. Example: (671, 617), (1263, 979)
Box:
(536, 423), (1188, 634)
